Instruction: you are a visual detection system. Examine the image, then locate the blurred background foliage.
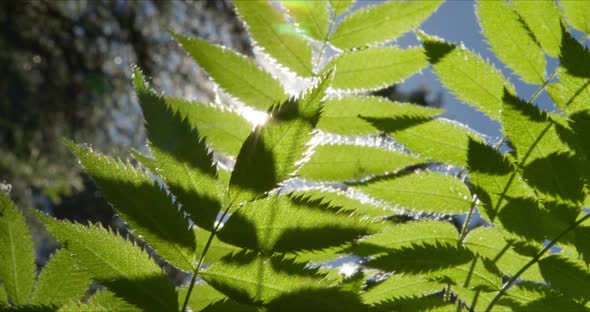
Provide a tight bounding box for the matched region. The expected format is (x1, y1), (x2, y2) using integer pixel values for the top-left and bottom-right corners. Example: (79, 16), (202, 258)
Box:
(0, 0), (439, 255)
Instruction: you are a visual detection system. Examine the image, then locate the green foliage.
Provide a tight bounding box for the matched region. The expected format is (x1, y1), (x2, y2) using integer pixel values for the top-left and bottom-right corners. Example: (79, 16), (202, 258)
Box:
(2, 1), (590, 311)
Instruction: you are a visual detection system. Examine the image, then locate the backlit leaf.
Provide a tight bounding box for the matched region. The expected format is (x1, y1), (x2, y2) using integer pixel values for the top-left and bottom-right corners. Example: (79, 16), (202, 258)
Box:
(67, 142), (196, 272)
(202, 251), (329, 305)
(41, 216), (177, 312)
(324, 47), (428, 91)
(329, 0), (442, 49)
(318, 95), (443, 135)
(234, 0), (313, 77)
(330, 0), (355, 16)
(512, 0), (562, 57)
(298, 144), (424, 181)
(362, 274), (442, 305)
(477, 0), (546, 84)
(165, 97), (251, 157)
(0, 192), (35, 305)
(421, 32), (513, 121)
(218, 194), (372, 253)
(30, 249), (91, 306)
(559, 0), (590, 35)
(356, 171), (472, 215)
(281, 1), (330, 41)
(134, 70), (222, 231)
(172, 33), (287, 110)
(229, 71), (332, 204)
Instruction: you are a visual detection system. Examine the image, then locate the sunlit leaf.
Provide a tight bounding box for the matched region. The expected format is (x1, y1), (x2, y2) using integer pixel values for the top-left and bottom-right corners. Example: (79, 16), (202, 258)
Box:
(234, 0), (313, 77)
(0, 192), (35, 305)
(477, 0), (546, 84)
(281, 1), (330, 41)
(324, 47), (428, 91)
(329, 0), (442, 49)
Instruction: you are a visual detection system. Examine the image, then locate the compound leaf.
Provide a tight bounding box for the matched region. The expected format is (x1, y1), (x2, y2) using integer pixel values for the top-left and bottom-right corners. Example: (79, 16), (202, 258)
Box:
(0, 192), (35, 305)
(67, 142), (196, 272)
(329, 0), (442, 49)
(202, 251), (329, 305)
(172, 33), (287, 110)
(134, 70), (222, 231)
(218, 194), (372, 253)
(40, 216), (177, 312)
(230, 72), (332, 204)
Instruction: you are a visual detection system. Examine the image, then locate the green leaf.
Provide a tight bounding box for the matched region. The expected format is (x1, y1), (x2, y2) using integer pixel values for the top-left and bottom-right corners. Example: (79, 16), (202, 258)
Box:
(281, 1), (330, 41)
(324, 47), (428, 91)
(362, 275), (442, 305)
(287, 186), (388, 218)
(352, 221), (459, 257)
(464, 226), (543, 281)
(134, 70), (222, 231)
(0, 192), (35, 305)
(70, 290), (141, 312)
(477, 0), (546, 84)
(573, 225), (590, 265)
(368, 117), (483, 167)
(539, 255), (590, 300)
(318, 95), (443, 136)
(30, 249), (91, 306)
(217, 194), (372, 253)
(165, 97), (251, 157)
(367, 242), (474, 274)
(501, 91), (584, 203)
(298, 144), (424, 182)
(194, 227), (240, 264)
(356, 171), (472, 215)
(330, 0), (355, 16)
(0, 284), (6, 305)
(547, 29), (590, 115)
(466, 138), (534, 223)
(40, 216), (177, 312)
(434, 255), (502, 291)
(266, 288), (366, 312)
(202, 251), (329, 305)
(559, 0), (590, 35)
(329, 0), (442, 49)
(372, 296), (453, 312)
(171, 33), (287, 110)
(229, 72), (332, 204)
(177, 282), (227, 312)
(67, 142), (196, 272)
(234, 0), (313, 77)
(512, 0), (562, 57)
(421, 32), (513, 121)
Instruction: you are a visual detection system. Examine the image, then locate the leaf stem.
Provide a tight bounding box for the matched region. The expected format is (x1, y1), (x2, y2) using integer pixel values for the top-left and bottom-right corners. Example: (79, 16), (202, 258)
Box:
(484, 212), (590, 312)
(181, 205), (232, 312)
(458, 195), (478, 242)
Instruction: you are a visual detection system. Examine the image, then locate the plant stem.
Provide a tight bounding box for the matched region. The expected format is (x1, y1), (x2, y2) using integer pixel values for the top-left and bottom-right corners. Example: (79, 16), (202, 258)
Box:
(484, 213), (590, 312)
(458, 195), (478, 242)
(181, 205), (232, 312)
